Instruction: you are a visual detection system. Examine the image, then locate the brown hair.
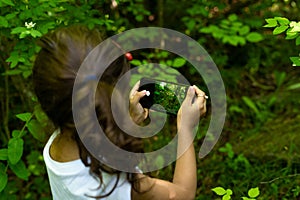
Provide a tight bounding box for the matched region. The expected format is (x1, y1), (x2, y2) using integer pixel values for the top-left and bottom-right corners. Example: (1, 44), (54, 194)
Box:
(33, 25), (142, 198)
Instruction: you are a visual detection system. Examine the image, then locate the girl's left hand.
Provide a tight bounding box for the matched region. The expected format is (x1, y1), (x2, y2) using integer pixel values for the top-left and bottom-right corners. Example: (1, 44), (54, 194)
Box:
(129, 81), (149, 124)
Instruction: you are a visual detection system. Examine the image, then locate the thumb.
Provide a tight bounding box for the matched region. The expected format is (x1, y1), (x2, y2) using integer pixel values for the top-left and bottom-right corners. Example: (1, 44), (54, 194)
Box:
(184, 86), (195, 104)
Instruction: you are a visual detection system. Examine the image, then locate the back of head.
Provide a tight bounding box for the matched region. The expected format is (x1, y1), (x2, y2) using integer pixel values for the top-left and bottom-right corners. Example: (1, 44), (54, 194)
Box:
(33, 25), (129, 128)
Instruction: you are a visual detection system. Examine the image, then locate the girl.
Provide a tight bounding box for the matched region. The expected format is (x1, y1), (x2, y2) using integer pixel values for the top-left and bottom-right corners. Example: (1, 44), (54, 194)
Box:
(33, 25), (207, 200)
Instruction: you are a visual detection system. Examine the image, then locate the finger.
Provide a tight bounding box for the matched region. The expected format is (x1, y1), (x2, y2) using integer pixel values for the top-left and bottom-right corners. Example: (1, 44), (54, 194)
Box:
(129, 80), (141, 98)
(130, 90), (147, 105)
(193, 85), (207, 101)
(193, 85), (204, 96)
(200, 100), (207, 116)
(143, 108), (149, 119)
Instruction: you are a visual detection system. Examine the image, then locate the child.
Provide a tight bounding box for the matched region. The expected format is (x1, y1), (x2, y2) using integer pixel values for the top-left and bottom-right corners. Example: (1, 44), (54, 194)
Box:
(33, 25), (207, 200)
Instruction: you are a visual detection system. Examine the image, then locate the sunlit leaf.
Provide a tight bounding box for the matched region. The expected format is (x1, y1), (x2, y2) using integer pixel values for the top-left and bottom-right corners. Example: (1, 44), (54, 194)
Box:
(273, 25), (288, 35)
(285, 28), (298, 40)
(263, 18), (277, 27)
(290, 21), (300, 32)
(226, 189), (233, 195)
(248, 187), (260, 198)
(222, 194), (231, 200)
(274, 17), (289, 26)
(212, 187), (226, 195)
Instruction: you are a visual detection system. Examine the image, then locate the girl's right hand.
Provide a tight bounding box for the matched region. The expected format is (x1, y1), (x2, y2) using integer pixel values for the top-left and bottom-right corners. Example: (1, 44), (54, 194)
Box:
(177, 85), (207, 131)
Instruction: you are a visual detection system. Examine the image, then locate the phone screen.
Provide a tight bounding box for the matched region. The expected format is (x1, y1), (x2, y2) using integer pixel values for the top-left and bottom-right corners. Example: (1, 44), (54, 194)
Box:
(138, 78), (189, 115)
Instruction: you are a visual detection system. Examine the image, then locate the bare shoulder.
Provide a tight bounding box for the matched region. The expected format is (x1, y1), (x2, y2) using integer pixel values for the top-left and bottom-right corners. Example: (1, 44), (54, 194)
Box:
(49, 131), (80, 162)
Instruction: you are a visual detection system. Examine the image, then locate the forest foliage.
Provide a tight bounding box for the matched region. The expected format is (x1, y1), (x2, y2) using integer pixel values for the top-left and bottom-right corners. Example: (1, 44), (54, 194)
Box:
(0, 0), (300, 199)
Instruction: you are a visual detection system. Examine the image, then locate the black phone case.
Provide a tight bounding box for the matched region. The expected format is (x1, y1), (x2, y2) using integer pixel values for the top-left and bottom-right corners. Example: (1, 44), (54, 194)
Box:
(138, 77), (189, 115)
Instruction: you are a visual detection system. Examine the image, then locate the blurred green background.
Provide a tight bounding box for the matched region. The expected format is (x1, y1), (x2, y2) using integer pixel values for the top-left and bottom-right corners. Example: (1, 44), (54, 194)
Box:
(0, 0), (300, 199)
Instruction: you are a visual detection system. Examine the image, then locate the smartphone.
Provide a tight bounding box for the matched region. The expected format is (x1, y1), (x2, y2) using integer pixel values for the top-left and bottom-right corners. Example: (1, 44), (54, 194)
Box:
(138, 77), (190, 115)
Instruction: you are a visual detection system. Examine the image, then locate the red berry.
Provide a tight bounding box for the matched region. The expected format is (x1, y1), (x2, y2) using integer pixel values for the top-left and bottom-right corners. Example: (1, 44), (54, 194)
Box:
(125, 52), (133, 61)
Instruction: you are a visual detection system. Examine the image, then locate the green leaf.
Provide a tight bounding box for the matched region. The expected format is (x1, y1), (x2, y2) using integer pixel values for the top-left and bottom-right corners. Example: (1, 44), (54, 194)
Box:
(222, 194), (231, 200)
(8, 138), (24, 165)
(290, 21), (300, 32)
(0, 163), (8, 192)
(287, 83), (300, 90)
(286, 28), (298, 39)
(130, 59), (142, 66)
(165, 60), (171, 66)
(290, 57), (300, 66)
(27, 119), (46, 142)
(12, 130), (25, 138)
(200, 25), (218, 34)
(273, 25), (288, 35)
(16, 112), (32, 122)
(5, 12), (16, 20)
(228, 14), (238, 22)
(34, 105), (49, 126)
(246, 32), (264, 42)
(296, 36), (300, 45)
(241, 198), (252, 200)
(212, 187), (226, 195)
(4, 69), (26, 77)
(275, 17), (290, 26)
(9, 160), (29, 181)
(11, 27), (27, 34)
(1, 0), (15, 6)
(20, 31), (30, 39)
(248, 187), (260, 198)
(0, 149), (8, 160)
(154, 155), (164, 169)
(0, 16), (8, 27)
(22, 69), (32, 78)
(239, 25), (250, 35)
(135, 15), (143, 22)
(263, 18), (277, 27)
(226, 189), (233, 195)
(30, 29), (42, 38)
(274, 71), (286, 87)
(242, 96), (259, 114)
(172, 57), (186, 68)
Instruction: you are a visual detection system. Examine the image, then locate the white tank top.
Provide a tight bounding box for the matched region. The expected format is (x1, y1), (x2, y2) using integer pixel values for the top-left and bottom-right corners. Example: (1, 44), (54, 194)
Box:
(43, 129), (132, 200)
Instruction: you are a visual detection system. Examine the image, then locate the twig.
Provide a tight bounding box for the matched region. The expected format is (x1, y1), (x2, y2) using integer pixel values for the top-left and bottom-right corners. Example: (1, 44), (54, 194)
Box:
(0, 54), (11, 142)
(260, 173), (300, 184)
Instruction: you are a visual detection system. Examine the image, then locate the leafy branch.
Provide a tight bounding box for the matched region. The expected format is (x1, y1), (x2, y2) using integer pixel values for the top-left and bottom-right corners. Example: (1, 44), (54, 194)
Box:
(264, 17), (300, 66)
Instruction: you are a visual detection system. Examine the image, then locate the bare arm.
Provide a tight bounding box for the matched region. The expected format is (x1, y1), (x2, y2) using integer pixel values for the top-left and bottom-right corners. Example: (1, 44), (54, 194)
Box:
(132, 86), (207, 200)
